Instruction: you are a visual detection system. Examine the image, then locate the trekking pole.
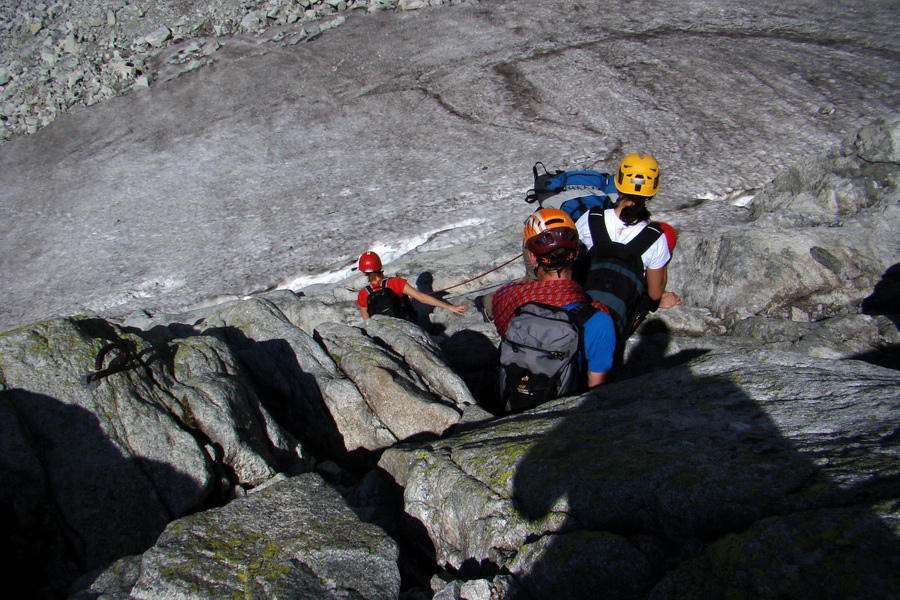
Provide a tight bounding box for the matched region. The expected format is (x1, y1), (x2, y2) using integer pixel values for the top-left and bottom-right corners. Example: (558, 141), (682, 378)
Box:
(429, 253), (523, 295)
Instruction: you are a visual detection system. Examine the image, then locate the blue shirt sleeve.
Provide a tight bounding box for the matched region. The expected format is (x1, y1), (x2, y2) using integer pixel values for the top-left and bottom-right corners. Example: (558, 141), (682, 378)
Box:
(581, 309), (616, 374)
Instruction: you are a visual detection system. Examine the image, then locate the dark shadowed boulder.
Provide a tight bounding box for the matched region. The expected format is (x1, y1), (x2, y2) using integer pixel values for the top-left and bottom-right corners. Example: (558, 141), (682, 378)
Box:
(71, 473), (400, 600)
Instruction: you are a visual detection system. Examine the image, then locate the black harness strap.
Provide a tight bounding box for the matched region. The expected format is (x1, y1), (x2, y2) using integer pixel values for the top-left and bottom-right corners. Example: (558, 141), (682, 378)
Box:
(366, 277), (392, 296)
(587, 208), (663, 254)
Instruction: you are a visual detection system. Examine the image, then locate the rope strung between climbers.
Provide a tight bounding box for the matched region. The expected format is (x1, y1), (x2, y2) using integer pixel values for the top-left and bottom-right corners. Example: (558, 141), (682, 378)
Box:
(429, 253), (523, 295)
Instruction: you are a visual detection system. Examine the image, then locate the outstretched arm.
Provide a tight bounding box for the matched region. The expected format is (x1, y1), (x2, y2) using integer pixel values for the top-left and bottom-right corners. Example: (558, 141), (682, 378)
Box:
(403, 283), (468, 316)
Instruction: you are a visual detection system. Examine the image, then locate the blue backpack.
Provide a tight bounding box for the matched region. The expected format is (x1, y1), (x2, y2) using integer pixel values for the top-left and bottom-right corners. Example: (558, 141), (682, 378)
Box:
(524, 162), (619, 221)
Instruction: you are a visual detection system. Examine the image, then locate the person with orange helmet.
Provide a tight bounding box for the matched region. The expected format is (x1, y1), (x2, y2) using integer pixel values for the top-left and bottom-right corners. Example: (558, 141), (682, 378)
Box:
(492, 208), (615, 389)
(575, 152), (682, 314)
(355, 251), (468, 321)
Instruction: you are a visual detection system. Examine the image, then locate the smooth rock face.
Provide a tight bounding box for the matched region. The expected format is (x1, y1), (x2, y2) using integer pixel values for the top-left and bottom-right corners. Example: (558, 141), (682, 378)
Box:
(1, 3), (899, 598)
(3, 1), (899, 333)
(1, 115), (897, 600)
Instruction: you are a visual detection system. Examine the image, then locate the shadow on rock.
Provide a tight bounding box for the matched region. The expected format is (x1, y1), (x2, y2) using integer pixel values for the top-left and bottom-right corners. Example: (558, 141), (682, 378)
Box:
(509, 323), (900, 599)
(857, 263), (900, 370)
(1, 391), (207, 600)
(440, 328), (502, 415)
(615, 318), (711, 383)
(147, 315), (380, 473)
(862, 263), (900, 330)
(413, 270), (453, 338)
(204, 325), (378, 473)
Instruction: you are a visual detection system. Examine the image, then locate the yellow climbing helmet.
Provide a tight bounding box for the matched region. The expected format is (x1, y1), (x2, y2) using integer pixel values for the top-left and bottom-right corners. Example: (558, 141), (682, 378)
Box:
(615, 153), (660, 197)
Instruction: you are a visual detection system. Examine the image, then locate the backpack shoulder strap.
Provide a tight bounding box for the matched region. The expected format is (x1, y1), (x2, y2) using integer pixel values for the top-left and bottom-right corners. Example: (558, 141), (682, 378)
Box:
(625, 222), (664, 257)
(513, 302), (598, 327)
(385, 278), (411, 299)
(587, 208), (611, 246)
(366, 278), (390, 297)
(567, 303), (599, 327)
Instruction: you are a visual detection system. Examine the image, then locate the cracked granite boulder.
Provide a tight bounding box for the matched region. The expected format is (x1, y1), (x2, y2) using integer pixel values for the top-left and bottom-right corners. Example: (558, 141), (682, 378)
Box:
(674, 114), (900, 329)
(0, 315), (307, 595)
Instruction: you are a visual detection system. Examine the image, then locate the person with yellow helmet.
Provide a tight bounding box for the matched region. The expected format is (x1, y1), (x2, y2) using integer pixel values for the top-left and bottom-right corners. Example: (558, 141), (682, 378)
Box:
(493, 208), (615, 395)
(575, 153), (681, 344)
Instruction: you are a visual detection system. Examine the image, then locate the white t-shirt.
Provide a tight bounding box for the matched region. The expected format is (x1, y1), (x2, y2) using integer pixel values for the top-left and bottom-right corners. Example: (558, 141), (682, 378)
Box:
(575, 208), (671, 271)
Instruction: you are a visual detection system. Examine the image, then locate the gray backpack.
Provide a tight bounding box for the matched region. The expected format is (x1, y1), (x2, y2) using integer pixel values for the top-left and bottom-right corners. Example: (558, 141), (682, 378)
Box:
(498, 302), (598, 414)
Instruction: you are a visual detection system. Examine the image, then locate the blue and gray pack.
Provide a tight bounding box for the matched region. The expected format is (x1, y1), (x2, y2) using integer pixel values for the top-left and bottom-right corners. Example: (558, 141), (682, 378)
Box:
(524, 162), (618, 221)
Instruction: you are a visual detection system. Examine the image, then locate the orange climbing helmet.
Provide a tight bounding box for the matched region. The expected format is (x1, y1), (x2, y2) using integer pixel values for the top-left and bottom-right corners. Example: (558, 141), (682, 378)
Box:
(615, 153), (660, 197)
(523, 208), (579, 256)
(357, 251), (383, 273)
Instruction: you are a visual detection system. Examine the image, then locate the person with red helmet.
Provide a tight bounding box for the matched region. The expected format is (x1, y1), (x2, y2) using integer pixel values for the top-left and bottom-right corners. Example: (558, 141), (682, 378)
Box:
(355, 251), (468, 321)
(493, 209), (615, 388)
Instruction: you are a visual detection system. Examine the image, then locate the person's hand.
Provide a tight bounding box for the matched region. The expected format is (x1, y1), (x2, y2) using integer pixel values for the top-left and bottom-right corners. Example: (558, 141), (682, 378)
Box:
(448, 304), (468, 316)
(659, 291), (682, 309)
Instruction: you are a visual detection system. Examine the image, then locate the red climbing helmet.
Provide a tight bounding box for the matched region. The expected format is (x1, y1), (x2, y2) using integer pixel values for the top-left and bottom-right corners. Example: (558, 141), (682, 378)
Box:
(357, 251), (383, 273)
(658, 222), (677, 252)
